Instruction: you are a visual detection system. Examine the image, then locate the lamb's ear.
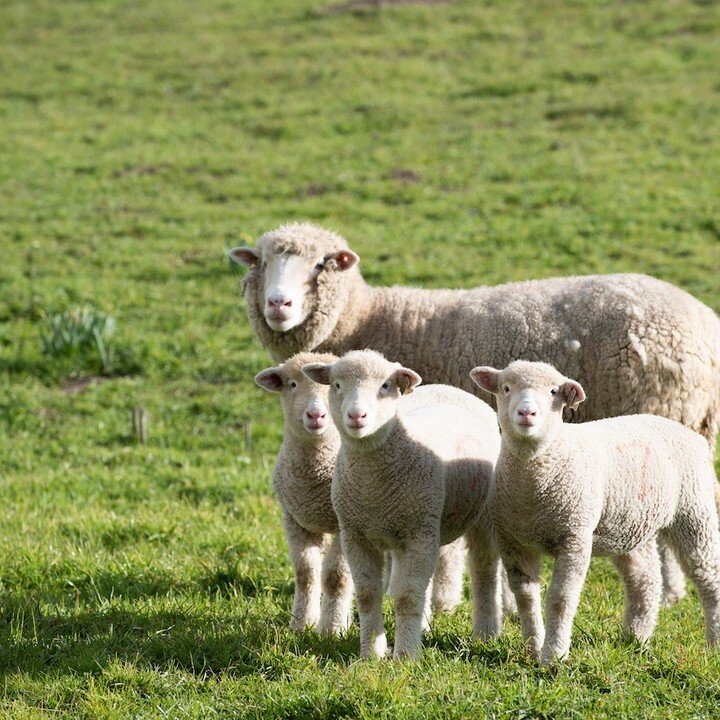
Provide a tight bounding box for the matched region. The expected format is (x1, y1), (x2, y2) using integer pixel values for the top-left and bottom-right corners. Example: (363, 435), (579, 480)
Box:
(470, 366), (500, 395)
(392, 367), (422, 395)
(559, 379), (586, 410)
(228, 247), (260, 267)
(255, 367), (284, 393)
(302, 363), (333, 385)
(329, 250), (359, 271)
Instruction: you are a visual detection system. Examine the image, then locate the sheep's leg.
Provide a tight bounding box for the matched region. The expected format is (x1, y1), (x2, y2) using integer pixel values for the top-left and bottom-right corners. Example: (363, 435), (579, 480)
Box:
(283, 513), (324, 631)
(318, 533), (354, 635)
(667, 520), (720, 646)
(431, 537), (466, 613)
(341, 530), (387, 658)
(501, 565), (518, 616)
(659, 539), (686, 607)
(391, 538), (439, 659)
(611, 541), (662, 642)
(465, 524), (502, 640)
(541, 545), (592, 665)
(500, 540), (544, 660)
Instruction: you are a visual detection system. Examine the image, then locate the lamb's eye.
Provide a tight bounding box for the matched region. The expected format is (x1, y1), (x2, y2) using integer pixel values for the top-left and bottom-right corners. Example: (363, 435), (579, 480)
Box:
(550, 388), (558, 396)
(289, 381), (297, 390)
(314, 260), (324, 270)
(381, 381), (390, 391)
(334, 382), (340, 390)
(502, 385), (510, 394)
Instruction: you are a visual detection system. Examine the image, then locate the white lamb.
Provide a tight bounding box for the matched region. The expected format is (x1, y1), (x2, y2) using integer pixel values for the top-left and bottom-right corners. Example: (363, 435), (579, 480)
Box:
(303, 350), (503, 659)
(471, 360), (720, 665)
(255, 352), (353, 634)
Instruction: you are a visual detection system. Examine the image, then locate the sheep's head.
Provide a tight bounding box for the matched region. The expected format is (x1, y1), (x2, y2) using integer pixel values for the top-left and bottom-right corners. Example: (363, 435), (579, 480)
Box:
(255, 352), (339, 440)
(470, 360), (585, 444)
(302, 350), (421, 441)
(229, 223), (360, 358)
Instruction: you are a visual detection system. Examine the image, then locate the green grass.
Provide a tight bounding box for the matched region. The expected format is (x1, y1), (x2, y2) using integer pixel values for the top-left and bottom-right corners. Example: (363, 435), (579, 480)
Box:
(2, 0), (720, 716)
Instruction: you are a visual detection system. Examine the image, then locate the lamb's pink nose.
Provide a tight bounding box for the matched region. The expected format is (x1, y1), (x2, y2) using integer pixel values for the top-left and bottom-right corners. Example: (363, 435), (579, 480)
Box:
(518, 408), (536, 417)
(347, 410), (367, 422)
(306, 410), (326, 421)
(267, 296), (292, 309)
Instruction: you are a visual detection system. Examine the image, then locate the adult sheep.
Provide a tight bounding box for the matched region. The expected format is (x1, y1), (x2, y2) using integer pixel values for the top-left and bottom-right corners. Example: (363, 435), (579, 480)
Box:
(229, 222), (720, 450)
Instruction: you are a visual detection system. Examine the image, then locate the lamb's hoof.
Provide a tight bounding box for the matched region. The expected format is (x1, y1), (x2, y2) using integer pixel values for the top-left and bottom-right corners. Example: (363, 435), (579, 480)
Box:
(540, 645), (568, 666)
(661, 588), (686, 607)
(289, 617), (315, 632)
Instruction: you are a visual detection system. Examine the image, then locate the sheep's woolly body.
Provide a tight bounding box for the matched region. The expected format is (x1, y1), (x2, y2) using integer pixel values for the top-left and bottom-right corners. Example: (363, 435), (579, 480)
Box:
(486, 361), (720, 664)
(241, 223), (720, 446)
(323, 351), (503, 659)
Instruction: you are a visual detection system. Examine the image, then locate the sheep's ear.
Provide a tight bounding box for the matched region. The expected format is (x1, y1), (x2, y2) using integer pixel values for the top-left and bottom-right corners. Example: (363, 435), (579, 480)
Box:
(470, 366), (500, 395)
(559, 379), (586, 410)
(393, 367), (422, 395)
(255, 367), (285, 392)
(302, 363), (332, 385)
(329, 250), (359, 271)
(228, 247), (260, 267)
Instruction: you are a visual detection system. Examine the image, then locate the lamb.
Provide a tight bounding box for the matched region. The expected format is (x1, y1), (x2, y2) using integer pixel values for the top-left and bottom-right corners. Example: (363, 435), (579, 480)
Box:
(303, 350), (503, 659)
(255, 352), (353, 634)
(229, 222), (720, 605)
(470, 360), (720, 665)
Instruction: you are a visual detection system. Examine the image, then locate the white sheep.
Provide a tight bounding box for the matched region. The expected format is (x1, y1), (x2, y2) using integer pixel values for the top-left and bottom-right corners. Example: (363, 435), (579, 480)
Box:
(303, 350), (503, 659)
(255, 352), (353, 634)
(471, 360), (720, 665)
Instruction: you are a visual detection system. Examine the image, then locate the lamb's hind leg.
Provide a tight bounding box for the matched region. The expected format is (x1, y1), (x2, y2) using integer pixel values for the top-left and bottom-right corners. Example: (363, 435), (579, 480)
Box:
(659, 540), (686, 607)
(318, 533), (354, 635)
(431, 537), (466, 613)
(283, 513), (324, 631)
(666, 517), (720, 646)
(612, 540), (662, 642)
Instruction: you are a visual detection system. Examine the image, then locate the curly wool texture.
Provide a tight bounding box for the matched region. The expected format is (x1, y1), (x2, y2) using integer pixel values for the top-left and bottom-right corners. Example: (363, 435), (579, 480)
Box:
(241, 222), (720, 445)
(487, 361), (720, 664)
(323, 351), (503, 659)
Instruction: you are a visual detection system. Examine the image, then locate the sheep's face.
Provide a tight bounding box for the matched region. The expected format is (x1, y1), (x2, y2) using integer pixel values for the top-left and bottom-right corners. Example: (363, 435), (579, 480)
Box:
(229, 223), (359, 348)
(255, 352), (339, 438)
(471, 360), (585, 443)
(302, 350), (421, 441)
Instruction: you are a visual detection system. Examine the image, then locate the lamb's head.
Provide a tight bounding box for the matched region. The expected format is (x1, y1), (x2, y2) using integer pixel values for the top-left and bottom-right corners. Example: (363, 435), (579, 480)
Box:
(229, 223), (360, 355)
(470, 360), (585, 444)
(255, 352), (339, 439)
(302, 350), (421, 441)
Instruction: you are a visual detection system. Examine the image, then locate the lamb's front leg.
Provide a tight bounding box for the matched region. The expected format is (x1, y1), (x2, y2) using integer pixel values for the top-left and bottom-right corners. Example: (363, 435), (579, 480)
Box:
(504, 553), (544, 660)
(318, 533), (354, 635)
(391, 537), (439, 659)
(465, 523), (502, 640)
(283, 513), (324, 631)
(341, 530), (386, 658)
(542, 544), (592, 665)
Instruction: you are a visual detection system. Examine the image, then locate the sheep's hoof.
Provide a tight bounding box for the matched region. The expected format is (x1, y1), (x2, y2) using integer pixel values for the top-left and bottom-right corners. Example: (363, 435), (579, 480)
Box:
(661, 588), (686, 607)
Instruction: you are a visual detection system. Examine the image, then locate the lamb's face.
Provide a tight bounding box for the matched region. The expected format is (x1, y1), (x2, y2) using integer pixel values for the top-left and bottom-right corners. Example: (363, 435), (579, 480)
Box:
(229, 223), (359, 335)
(471, 361), (585, 443)
(255, 353), (338, 438)
(302, 350), (421, 441)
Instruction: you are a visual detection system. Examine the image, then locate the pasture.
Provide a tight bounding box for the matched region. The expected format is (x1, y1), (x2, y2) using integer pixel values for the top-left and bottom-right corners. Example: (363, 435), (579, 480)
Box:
(1, 0), (720, 716)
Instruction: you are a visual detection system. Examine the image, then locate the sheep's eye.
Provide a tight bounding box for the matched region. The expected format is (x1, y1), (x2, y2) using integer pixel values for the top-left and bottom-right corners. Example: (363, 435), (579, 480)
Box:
(289, 381), (297, 390)
(502, 385), (510, 394)
(334, 382), (340, 389)
(550, 388), (558, 396)
(381, 381), (390, 391)
(314, 260), (325, 270)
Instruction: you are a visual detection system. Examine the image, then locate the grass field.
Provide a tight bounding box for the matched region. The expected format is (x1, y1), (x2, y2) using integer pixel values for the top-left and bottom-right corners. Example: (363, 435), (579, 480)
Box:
(2, 0), (720, 717)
